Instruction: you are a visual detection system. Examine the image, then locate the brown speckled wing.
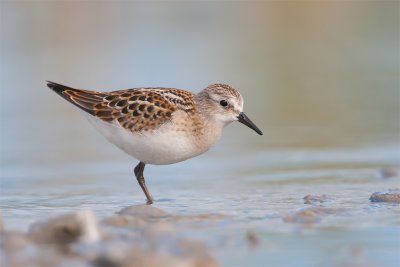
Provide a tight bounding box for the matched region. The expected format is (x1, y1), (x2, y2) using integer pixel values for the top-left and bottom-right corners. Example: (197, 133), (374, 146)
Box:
(47, 81), (196, 132)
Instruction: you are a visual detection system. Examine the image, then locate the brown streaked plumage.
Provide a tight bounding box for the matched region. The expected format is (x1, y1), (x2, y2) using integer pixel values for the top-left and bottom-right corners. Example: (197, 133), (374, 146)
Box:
(47, 81), (263, 204)
(47, 81), (196, 133)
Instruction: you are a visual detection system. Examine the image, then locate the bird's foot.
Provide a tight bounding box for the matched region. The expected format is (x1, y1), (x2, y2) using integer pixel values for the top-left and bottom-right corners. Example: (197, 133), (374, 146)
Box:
(146, 198), (154, 205)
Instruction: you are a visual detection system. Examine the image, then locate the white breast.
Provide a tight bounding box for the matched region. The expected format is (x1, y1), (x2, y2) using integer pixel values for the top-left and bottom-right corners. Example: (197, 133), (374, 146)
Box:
(85, 114), (221, 165)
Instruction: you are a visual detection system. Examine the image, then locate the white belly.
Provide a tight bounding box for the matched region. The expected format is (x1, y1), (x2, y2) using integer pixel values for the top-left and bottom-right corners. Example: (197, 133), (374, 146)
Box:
(85, 115), (217, 165)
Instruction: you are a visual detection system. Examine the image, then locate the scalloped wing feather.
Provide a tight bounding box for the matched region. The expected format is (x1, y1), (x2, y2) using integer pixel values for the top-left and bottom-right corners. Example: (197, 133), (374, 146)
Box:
(47, 81), (196, 133)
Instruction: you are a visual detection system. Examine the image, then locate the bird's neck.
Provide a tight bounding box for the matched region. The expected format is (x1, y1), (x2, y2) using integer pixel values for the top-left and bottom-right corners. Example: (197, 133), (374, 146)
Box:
(191, 95), (224, 149)
(194, 93), (217, 123)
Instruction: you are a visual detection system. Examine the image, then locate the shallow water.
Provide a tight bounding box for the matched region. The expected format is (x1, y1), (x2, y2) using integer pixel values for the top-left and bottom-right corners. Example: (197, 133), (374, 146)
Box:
(1, 134), (399, 266)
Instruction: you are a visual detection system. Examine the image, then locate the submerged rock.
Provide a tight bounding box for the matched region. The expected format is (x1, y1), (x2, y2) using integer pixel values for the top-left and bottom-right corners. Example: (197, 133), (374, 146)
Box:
(369, 189), (400, 203)
(283, 209), (322, 224)
(283, 207), (344, 224)
(118, 204), (169, 219)
(29, 209), (100, 245)
(303, 194), (330, 204)
(104, 214), (147, 228)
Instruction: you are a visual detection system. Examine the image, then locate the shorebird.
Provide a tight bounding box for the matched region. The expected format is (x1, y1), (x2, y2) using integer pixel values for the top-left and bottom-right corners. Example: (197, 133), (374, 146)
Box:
(47, 81), (263, 204)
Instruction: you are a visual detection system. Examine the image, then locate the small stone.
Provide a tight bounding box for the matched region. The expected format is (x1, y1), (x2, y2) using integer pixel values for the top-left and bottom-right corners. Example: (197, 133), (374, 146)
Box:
(246, 231), (260, 248)
(369, 189), (400, 203)
(380, 168), (399, 179)
(29, 209), (100, 245)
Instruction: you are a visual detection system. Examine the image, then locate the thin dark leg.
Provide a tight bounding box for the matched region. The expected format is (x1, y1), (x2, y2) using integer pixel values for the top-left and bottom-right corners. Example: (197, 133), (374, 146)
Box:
(134, 162), (153, 205)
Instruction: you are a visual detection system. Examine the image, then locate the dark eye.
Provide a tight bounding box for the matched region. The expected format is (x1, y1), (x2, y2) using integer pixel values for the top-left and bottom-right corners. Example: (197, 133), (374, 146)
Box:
(220, 100), (228, 107)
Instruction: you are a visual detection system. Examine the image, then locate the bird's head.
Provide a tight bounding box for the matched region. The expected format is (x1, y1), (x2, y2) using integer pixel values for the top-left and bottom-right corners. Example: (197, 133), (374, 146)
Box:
(196, 84), (263, 135)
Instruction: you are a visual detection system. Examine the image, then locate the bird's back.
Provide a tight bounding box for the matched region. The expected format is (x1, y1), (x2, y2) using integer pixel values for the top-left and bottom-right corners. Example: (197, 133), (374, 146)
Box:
(47, 81), (197, 133)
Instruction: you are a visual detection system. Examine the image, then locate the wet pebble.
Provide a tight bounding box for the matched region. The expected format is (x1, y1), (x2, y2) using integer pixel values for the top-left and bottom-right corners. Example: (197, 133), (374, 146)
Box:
(369, 189), (400, 203)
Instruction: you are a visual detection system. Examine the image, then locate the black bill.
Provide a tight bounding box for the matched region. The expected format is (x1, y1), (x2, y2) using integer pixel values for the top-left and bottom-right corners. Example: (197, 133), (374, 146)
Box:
(237, 112), (263, 135)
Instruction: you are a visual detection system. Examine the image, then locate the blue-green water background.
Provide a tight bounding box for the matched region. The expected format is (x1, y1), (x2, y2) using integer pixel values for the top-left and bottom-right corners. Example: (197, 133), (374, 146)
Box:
(1, 2), (399, 266)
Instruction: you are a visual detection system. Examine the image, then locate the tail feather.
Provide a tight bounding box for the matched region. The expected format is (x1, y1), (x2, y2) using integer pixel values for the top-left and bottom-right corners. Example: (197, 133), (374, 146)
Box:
(46, 81), (105, 116)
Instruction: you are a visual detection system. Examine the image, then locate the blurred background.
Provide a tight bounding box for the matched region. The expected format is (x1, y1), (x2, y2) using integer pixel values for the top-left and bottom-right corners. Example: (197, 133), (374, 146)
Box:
(1, 1), (399, 156)
(0, 1), (399, 266)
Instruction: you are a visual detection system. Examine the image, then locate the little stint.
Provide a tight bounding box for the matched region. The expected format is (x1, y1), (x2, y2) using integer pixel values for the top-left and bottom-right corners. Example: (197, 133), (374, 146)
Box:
(47, 81), (263, 204)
